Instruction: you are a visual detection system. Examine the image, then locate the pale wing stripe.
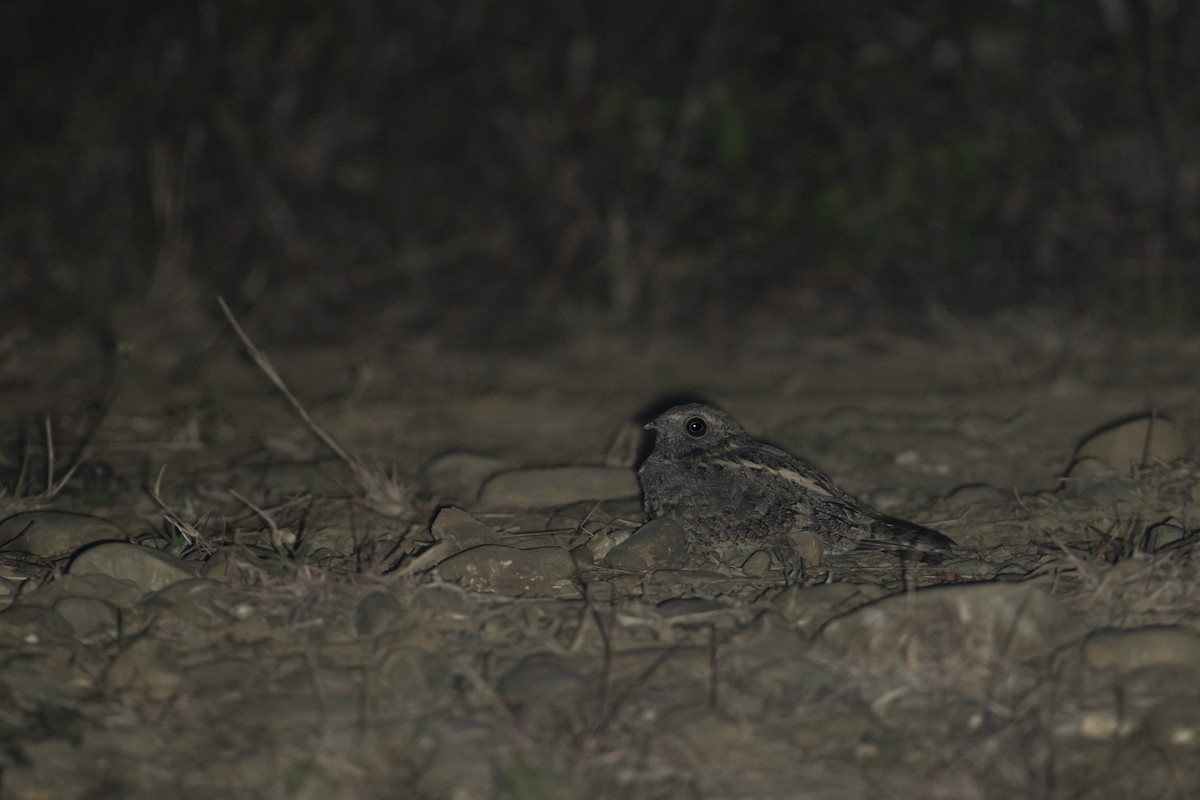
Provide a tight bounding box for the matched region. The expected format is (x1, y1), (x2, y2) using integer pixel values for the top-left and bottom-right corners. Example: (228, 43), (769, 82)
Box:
(711, 457), (835, 498)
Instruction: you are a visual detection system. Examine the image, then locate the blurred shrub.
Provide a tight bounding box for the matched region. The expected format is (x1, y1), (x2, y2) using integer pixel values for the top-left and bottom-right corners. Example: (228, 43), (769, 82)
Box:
(2, 0), (1198, 341)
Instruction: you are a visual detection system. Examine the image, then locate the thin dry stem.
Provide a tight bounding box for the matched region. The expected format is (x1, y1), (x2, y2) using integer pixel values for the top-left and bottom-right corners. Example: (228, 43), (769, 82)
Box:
(217, 297), (415, 519)
(149, 465), (213, 553)
(41, 416), (90, 500)
(230, 489), (292, 558)
(218, 297), (357, 468)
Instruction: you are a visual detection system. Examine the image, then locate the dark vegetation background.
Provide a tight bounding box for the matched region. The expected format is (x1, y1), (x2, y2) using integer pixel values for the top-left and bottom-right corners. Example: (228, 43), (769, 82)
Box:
(3, 0), (1199, 347)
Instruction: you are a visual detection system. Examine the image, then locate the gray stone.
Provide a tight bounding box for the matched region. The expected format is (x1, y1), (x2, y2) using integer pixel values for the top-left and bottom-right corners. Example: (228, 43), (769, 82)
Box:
(1144, 522), (1188, 553)
(421, 451), (511, 502)
(945, 483), (1012, 510)
(436, 544), (578, 597)
(1118, 664), (1200, 699)
(1075, 414), (1186, 473)
(739, 549), (774, 577)
(146, 577), (227, 606)
(375, 645), (457, 698)
(185, 658), (267, 698)
(478, 465), (639, 508)
(410, 583), (472, 616)
(355, 591), (406, 637)
(17, 572), (145, 609)
(770, 582), (874, 637)
(0, 605), (75, 640)
(1082, 626), (1200, 674)
(0, 511), (126, 556)
(106, 637), (185, 700)
(140, 579), (231, 633)
(53, 596), (121, 639)
(0, 663), (81, 706)
(656, 597), (731, 618)
(498, 658), (591, 732)
(653, 597), (745, 627)
(817, 582), (1085, 694)
(413, 720), (503, 799)
(394, 506), (505, 576)
(1141, 698), (1200, 750)
(1061, 457), (1134, 500)
(1065, 456), (1123, 480)
(68, 542), (198, 592)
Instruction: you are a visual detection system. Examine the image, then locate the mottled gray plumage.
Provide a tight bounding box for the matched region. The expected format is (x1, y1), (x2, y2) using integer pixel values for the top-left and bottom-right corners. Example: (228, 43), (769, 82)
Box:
(637, 403), (954, 560)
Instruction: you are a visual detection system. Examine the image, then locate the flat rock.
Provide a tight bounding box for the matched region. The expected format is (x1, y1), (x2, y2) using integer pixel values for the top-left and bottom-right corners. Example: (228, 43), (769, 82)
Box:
(410, 583), (472, 616)
(653, 597), (746, 627)
(53, 596), (121, 639)
(1141, 698), (1200, 750)
(68, 542), (199, 593)
(548, 498), (643, 560)
(106, 637), (185, 701)
(1082, 626), (1200, 674)
(430, 506), (502, 551)
(497, 658), (591, 732)
(412, 719), (505, 800)
(0, 662), (84, 707)
(0, 511), (126, 557)
(1119, 664), (1199, 699)
(1074, 414), (1186, 473)
(1065, 456), (1123, 480)
(147, 577), (227, 606)
(422, 451), (512, 502)
(356, 591), (407, 637)
(478, 466), (639, 508)
(1143, 522), (1188, 553)
(945, 483), (1012, 510)
(16, 572), (145, 610)
(375, 645), (457, 698)
(1060, 456), (1139, 501)
(140, 579), (238, 634)
(603, 518), (691, 570)
(185, 657), (268, 698)
(770, 582), (876, 637)
(0, 605), (76, 640)
(436, 544), (578, 597)
(739, 549), (774, 577)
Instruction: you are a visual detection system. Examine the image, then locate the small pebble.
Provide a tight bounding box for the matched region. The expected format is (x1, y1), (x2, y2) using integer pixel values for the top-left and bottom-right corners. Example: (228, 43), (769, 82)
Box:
(430, 506), (502, 551)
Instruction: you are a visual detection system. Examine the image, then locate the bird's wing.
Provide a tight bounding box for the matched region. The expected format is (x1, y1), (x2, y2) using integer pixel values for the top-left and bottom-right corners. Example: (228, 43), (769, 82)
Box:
(709, 442), (851, 504)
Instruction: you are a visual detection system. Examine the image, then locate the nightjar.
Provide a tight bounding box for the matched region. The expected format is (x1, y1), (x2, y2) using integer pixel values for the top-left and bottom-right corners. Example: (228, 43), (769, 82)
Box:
(637, 403), (954, 560)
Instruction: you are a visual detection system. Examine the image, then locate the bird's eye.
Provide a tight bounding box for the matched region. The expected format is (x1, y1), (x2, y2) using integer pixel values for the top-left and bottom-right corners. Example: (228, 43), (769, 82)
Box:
(685, 417), (707, 437)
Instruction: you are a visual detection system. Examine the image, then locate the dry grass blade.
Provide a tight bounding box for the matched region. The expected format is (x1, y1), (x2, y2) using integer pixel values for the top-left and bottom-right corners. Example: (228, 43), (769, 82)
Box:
(217, 297), (415, 518)
(39, 416), (91, 500)
(218, 297), (356, 467)
(149, 464), (213, 553)
(230, 489), (293, 558)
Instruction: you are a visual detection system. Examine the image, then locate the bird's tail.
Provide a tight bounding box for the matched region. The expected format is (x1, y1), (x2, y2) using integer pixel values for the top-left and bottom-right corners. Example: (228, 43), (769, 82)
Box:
(861, 516), (956, 563)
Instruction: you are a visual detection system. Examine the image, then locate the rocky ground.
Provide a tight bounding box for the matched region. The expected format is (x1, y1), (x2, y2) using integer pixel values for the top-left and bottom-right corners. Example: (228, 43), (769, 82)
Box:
(0, 313), (1198, 799)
